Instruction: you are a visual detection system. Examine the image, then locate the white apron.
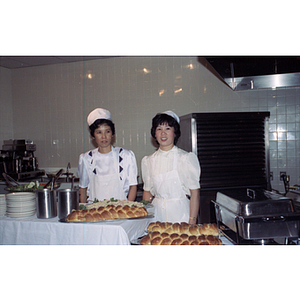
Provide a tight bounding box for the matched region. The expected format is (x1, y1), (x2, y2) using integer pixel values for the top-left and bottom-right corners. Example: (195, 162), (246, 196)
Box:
(151, 149), (190, 223)
(88, 149), (126, 202)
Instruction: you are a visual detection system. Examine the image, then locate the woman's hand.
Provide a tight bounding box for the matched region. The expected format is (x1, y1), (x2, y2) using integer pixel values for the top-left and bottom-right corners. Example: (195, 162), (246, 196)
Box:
(127, 185), (137, 201)
(79, 187), (88, 203)
(142, 190), (153, 202)
(188, 217), (197, 225)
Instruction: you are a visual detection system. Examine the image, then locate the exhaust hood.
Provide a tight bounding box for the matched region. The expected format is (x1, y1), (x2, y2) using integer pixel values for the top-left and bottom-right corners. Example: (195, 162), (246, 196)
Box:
(199, 56), (300, 91)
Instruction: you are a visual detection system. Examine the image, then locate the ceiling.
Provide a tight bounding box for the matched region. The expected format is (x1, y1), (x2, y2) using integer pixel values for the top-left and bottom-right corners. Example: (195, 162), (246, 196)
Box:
(0, 56), (109, 69)
(1, 56), (299, 75)
(1, 56), (299, 90)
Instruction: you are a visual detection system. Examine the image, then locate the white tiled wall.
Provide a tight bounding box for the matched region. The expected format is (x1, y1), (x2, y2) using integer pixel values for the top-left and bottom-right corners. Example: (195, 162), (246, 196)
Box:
(4, 57), (242, 173)
(236, 87), (300, 192)
(0, 67), (13, 139)
(1, 57), (299, 193)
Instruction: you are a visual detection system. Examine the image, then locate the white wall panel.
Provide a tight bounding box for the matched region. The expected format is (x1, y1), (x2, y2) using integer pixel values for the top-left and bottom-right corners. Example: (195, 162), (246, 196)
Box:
(1, 57), (299, 191)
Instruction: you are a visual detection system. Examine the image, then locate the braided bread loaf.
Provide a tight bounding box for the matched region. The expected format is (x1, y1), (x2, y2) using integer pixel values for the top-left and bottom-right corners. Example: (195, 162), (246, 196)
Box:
(140, 231), (222, 245)
(66, 205), (148, 222)
(147, 221), (219, 236)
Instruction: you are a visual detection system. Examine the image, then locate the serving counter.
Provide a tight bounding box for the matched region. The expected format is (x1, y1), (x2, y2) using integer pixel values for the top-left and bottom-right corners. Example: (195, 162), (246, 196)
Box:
(0, 215), (152, 245)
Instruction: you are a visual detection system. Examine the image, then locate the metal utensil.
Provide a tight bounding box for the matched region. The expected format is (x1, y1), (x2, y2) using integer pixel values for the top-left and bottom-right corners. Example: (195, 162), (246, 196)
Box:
(2, 172), (20, 187)
(43, 168), (64, 189)
(71, 176), (75, 190)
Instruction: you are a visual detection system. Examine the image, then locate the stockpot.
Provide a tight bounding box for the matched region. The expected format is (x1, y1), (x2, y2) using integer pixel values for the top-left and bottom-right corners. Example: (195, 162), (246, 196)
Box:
(57, 188), (79, 221)
(35, 188), (57, 219)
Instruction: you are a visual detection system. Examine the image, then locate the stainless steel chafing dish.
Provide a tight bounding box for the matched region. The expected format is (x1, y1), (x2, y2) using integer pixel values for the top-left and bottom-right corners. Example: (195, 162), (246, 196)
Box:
(213, 188), (300, 244)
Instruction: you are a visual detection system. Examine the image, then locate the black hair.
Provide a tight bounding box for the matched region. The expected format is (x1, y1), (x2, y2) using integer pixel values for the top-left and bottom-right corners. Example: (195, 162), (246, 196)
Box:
(89, 119), (115, 137)
(150, 113), (181, 145)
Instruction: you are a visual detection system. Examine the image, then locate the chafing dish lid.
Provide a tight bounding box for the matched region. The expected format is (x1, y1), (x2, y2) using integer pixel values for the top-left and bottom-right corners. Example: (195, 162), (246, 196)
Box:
(216, 188), (295, 217)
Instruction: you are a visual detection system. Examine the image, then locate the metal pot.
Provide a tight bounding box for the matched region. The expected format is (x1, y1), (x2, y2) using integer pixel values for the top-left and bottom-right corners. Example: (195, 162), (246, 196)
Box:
(57, 188), (79, 221)
(35, 189), (57, 219)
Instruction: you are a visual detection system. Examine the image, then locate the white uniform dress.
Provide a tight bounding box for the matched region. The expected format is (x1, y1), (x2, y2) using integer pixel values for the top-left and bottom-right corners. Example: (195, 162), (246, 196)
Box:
(141, 146), (200, 223)
(78, 146), (137, 202)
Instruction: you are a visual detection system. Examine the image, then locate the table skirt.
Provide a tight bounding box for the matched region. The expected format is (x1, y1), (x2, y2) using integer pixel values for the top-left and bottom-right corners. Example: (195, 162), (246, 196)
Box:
(0, 215), (152, 245)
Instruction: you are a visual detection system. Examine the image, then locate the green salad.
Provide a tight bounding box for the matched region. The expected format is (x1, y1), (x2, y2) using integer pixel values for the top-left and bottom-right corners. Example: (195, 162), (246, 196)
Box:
(7, 181), (42, 192)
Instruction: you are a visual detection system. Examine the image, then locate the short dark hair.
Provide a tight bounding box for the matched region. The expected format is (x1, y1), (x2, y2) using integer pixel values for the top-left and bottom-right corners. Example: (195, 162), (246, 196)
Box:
(89, 119), (115, 137)
(151, 113), (181, 145)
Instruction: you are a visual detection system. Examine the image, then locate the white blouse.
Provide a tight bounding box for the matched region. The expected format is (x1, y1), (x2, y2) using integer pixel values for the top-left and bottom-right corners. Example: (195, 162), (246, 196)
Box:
(78, 146), (138, 196)
(141, 146), (201, 196)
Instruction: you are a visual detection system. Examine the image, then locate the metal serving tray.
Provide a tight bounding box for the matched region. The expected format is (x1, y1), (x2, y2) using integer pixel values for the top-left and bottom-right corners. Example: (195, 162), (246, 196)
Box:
(213, 188), (300, 240)
(216, 188), (295, 217)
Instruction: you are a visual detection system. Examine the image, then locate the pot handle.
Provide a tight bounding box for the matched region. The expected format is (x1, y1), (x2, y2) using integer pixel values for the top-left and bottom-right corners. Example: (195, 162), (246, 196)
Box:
(247, 188), (256, 199)
(262, 216), (286, 222)
(44, 169), (64, 189)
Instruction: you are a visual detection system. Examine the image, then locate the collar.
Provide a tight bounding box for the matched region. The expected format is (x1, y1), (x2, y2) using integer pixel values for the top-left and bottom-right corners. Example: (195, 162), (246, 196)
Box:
(158, 145), (177, 154)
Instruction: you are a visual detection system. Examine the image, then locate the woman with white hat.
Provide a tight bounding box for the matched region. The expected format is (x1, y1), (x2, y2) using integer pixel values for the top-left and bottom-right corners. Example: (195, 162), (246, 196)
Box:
(141, 111), (200, 224)
(78, 108), (138, 203)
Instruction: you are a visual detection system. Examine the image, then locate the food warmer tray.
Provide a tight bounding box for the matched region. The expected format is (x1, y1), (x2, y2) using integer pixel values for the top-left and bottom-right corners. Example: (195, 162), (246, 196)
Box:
(59, 212), (154, 223)
(212, 188), (300, 241)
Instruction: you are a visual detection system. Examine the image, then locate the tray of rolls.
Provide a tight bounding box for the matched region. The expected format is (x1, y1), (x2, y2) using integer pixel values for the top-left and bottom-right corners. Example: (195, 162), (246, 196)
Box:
(131, 221), (222, 245)
(62, 199), (153, 223)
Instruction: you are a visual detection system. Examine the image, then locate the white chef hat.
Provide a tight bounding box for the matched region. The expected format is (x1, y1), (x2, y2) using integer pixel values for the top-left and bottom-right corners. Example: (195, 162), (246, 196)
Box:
(87, 108), (112, 126)
(161, 110), (180, 124)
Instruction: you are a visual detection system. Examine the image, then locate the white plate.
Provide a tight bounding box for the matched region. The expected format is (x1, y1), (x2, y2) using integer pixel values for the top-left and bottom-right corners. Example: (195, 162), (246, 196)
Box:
(6, 197), (35, 202)
(6, 205), (35, 211)
(6, 210), (36, 218)
(7, 206), (35, 213)
(6, 192), (35, 197)
(6, 203), (35, 209)
(6, 200), (36, 207)
(6, 192), (35, 201)
(6, 199), (35, 204)
(7, 207), (35, 212)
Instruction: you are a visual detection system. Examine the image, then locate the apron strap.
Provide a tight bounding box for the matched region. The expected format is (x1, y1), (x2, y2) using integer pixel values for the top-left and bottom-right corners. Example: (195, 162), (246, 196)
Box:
(118, 148), (123, 180)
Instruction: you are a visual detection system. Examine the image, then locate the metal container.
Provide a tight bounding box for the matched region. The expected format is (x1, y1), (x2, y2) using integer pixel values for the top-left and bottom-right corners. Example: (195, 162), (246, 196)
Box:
(213, 188), (300, 242)
(35, 189), (57, 219)
(57, 188), (79, 221)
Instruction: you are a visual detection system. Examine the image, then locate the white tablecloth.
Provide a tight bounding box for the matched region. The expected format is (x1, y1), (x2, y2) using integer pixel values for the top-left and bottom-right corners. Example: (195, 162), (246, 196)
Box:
(0, 215), (153, 245)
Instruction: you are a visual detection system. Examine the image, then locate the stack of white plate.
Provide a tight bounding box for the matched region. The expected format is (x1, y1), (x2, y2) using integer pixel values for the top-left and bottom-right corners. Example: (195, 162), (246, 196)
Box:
(0, 194), (6, 216)
(5, 192), (36, 218)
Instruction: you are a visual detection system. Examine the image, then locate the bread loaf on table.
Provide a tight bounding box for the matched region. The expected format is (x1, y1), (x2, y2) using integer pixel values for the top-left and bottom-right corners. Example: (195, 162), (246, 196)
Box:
(147, 221), (219, 236)
(66, 205), (148, 222)
(140, 231), (222, 245)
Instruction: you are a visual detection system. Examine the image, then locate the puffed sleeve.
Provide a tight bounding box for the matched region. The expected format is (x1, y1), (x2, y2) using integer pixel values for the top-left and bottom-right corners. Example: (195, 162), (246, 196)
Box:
(78, 153), (89, 188)
(141, 156), (152, 192)
(185, 152), (201, 190)
(126, 150), (138, 186)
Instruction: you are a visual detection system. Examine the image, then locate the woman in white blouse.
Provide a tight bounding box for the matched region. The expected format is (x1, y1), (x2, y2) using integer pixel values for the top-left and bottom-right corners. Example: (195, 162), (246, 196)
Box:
(78, 108), (137, 203)
(141, 111), (201, 224)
